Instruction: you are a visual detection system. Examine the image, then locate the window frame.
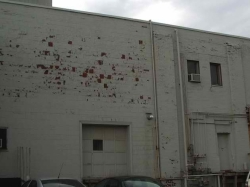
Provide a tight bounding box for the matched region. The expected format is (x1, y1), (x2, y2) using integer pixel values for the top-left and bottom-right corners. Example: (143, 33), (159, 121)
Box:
(0, 127), (8, 151)
(93, 139), (103, 151)
(187, 60), (200, 82)
(210, 62), (222, 86)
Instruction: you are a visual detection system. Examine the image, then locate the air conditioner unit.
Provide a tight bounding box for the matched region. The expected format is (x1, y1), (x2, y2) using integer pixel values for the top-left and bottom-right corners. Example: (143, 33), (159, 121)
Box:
(0, 139), (2, 148)
(189, 74), (201, 83)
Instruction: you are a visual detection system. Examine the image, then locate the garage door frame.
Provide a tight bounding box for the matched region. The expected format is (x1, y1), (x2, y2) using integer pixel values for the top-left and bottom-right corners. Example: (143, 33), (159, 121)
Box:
(79, 121), (132, 179)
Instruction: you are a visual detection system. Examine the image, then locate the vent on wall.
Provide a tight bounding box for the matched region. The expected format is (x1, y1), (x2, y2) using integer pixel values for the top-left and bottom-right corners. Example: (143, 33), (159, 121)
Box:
(188, 74), (201, 83)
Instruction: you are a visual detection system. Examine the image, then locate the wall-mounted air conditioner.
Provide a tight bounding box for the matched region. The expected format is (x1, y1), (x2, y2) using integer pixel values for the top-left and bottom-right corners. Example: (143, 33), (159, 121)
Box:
(189, 74), (201, 83)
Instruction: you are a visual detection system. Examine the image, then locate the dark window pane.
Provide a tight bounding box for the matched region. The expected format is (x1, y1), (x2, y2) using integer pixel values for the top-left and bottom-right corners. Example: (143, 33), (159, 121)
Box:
(29, 181), (37, 187)
(210, 63), (222, 85)
(187, 60), (199, 74)
(93, 140), (103, 151)
(0, 128), (7, 150)
(96, 179), (110, 187)
(21, 180), (31, 187)
(106, 179), (120, 187)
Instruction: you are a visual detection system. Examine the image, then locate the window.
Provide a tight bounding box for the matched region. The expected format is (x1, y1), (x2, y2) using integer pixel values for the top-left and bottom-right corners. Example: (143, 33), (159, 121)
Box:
(106, 179), (120, 187)
(187, 60), (200, 82)
(210, 63), (222, 86)
(96, 179), (110, 187)
(29, 180), (37, 187)
(93, 140), (103, 151)
(0, 128), (7, 150)
(21, 180), (31, 187)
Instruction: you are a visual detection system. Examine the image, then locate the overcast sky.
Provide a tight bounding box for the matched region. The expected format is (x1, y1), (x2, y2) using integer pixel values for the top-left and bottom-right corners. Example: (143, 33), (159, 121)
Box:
(53, 0), (250, 38)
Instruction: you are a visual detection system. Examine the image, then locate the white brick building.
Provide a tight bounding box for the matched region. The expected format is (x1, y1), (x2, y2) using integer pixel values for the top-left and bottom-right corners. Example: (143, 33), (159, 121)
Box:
(0, 1), (250, 187)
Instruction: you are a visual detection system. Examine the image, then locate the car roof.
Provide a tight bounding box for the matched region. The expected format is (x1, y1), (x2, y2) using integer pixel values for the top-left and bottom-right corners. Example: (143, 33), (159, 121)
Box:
(104, 176), (159, 182)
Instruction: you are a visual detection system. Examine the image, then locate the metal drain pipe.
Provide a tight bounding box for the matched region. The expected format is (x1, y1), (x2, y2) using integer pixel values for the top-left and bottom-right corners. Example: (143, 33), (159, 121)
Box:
(175, 29), (188, 187)
(149, 20), (161, 178)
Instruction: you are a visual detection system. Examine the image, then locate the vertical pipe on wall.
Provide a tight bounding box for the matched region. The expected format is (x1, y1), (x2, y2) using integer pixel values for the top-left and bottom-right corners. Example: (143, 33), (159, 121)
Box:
(175, 29), (188, 187)
(29, 147), (31, 178)
(226, 44), (237, 171)
(149, 20), (161, 178)
(217, 176), (221, 187)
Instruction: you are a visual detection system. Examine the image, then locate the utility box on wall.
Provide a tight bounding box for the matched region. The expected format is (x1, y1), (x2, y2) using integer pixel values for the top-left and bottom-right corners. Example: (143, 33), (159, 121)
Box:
(7, 0), (52, 6)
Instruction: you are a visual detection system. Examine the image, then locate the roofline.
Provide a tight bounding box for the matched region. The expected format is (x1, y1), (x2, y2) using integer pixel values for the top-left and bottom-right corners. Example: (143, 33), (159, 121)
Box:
(1, 0), (250, 41)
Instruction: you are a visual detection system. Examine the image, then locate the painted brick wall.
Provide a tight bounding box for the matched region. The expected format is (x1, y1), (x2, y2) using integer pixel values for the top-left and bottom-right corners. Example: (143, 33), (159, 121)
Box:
(0, 1), (250, 185)
(0, 2), (156, 179)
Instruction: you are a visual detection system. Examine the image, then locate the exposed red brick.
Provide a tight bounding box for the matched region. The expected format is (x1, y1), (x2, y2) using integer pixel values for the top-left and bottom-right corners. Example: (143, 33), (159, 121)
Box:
(37, 64), (47, 69)
(121, 54), (125, 59)
(82, 72), (88, 77)
(139, 40), (143, 44)
(43, 50), (50, 56)
(98, 60), (103, 65)
(101, 52), (107, 57)
(89, 69), (94, 74)
(97, 79), (102, 83)
(48, 42), (53, 47)
(104, 84), (108, 88)
(135, 78), (139, 81)
(140, 95), (143, 99)
(72, 67), (76, 72)
(107, 75), (112, 79)
(100, 74), (104, 79)
(68, 41), (72, 44)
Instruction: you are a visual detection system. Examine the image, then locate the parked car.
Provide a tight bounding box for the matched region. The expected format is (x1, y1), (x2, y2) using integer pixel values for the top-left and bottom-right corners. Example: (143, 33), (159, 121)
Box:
(246, 171), (250, 187)
(95, 176), (164, 187)
(21, 178), (86, 187)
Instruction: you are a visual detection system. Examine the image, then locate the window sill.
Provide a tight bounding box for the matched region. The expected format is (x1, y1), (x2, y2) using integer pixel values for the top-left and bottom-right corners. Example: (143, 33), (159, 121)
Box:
(211, 85), (223, 87)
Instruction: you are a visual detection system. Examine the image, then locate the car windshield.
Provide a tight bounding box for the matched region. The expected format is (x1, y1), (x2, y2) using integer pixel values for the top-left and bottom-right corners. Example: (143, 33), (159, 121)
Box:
(123, 180), (162, 187)
(41, 179), (85, 187)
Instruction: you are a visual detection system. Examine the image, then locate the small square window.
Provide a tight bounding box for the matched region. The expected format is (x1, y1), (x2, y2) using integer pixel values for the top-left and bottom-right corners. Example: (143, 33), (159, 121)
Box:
(93, 140), (103, 151)
(0, 128), (7, 150)
(210, 63), (222, 86)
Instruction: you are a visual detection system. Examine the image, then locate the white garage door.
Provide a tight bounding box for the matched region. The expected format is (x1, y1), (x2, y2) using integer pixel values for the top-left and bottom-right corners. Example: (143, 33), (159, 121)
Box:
(82, 125), (128, 178)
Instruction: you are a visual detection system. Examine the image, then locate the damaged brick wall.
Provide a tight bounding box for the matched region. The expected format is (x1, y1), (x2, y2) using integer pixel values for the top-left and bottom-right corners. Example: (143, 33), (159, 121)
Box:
(0, 2), (156, 179)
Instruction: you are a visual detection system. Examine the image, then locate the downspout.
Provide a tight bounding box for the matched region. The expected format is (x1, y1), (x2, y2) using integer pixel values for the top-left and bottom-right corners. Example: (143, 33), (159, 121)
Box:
(226, 44), (237, 171)
(175, 30), (188, 187)
(149, 20), (161, 178)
